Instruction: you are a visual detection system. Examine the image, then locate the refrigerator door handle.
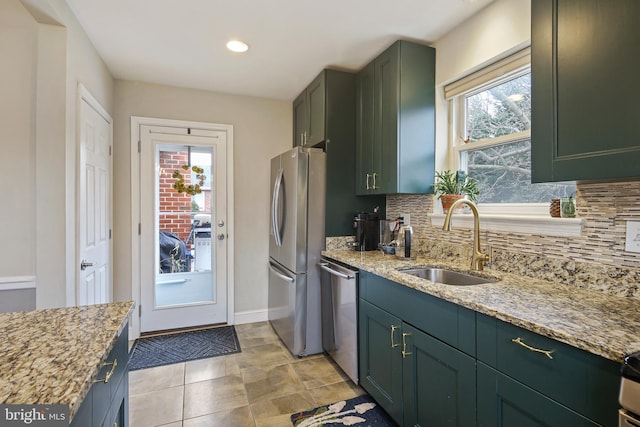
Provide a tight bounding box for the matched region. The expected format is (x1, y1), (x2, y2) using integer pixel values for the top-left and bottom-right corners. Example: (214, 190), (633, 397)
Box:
(269, 262), (294, 283)
(271, 168), (284, 247)
(318, 262), (355, 280)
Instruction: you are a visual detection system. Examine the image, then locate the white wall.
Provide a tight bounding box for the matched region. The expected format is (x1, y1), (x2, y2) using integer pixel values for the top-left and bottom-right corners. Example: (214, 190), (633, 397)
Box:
(49, 0), (115, 308)
(433, 0), (531, 170)
(0, 0), (38, 280)
(112, 80), (290, 321)
(0, 0), (114, 310)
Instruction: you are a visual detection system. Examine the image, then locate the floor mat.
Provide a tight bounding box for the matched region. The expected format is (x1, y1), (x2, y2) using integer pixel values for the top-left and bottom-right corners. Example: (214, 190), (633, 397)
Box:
(128, 325), (241, 371)
(290, 395), (396, 427)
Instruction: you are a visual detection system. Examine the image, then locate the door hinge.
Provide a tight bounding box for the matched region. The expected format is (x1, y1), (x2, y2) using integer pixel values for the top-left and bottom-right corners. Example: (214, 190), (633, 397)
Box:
(109, 229), (112, 239)
(139, 304), (141, 316)
(109, 145), (112, 156)
(138, 140), (141, 153)
(138, 223), (141, 235)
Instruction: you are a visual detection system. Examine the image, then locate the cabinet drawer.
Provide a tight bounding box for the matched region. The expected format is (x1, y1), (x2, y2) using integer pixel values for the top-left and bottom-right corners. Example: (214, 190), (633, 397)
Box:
(360, 272), (475, 356)
(477, 314), (619, 426)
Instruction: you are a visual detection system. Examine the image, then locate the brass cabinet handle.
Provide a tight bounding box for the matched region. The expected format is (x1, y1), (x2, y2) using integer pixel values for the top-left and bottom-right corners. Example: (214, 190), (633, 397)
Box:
(390, 325), (400, 348)
(372, 173), (378, 189)
(366, 174), (371, 190)
(512, 337), (554, 360)
(402, 332), (412, 358)
(93, 358), (118, 383)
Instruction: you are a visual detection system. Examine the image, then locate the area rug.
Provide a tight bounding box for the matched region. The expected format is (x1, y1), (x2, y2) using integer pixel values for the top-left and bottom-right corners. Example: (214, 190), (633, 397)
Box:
(290, 395), (396, 427)
(128, 325), (241, 371)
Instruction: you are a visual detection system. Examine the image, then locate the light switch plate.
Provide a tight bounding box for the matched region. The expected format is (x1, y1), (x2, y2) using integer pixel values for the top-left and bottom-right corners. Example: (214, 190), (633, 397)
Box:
(401, 213), (410, 226)
(625, 221), (640, 253)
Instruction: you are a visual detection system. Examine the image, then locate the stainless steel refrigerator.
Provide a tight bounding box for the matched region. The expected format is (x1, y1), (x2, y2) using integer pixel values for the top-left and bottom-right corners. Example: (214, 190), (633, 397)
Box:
(268, 146), (325, 357)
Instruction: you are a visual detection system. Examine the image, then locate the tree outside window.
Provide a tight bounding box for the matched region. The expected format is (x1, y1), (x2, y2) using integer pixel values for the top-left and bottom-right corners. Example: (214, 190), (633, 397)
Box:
(457, 71), (574, 204)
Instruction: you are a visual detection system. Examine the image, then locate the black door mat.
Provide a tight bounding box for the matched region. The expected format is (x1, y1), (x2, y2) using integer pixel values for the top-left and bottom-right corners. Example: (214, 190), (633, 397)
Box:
(128, 325), (241, 371)
(290, 394), (396, 426)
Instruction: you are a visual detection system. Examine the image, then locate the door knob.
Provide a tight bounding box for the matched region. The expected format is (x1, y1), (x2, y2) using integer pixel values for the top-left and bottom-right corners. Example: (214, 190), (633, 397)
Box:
(80, 260), (93, 270)
(217, 233), (225, 241)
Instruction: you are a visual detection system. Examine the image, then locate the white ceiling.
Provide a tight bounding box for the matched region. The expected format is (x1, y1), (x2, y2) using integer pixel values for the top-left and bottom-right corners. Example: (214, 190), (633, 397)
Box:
(65, 0), (494, 101)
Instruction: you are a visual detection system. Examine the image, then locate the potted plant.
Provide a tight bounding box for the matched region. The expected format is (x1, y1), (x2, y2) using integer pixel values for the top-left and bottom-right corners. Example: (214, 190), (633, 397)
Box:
(434, 170), (479, 211)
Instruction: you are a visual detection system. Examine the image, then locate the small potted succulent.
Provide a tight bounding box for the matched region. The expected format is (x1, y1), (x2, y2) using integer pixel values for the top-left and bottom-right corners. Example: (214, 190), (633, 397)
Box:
(434, 170), (479, 211)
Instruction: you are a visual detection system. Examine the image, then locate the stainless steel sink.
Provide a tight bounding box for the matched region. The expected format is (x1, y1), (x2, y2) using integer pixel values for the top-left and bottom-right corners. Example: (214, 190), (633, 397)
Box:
(398, 267), (494, 286)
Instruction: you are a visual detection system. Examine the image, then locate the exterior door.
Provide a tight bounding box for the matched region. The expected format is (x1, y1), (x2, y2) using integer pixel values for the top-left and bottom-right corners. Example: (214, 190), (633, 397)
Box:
(140, 126), (228, 332)
(78, 87), (112, 305)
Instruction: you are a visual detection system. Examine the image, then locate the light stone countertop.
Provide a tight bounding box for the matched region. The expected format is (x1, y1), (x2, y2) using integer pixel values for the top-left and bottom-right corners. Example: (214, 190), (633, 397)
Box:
(323, 249), (640, 363)
(0, 301), (134, 421)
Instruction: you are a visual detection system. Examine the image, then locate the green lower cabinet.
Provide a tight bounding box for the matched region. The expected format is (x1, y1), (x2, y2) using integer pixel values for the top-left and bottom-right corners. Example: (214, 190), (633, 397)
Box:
(402, 322), (476, 427)
(359, 299), (404, 424)
(477, 363), (599, 427)
(359, 298), (476, 427)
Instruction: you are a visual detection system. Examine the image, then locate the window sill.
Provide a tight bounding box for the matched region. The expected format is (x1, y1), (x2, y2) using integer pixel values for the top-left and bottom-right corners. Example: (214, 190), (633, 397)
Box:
(429, 213), (584, 237)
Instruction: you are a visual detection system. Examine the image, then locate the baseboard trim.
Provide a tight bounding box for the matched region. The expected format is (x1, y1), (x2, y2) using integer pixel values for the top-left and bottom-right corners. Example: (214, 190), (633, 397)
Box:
(0, 276), (36, 291)
(234, 309), (268, 325)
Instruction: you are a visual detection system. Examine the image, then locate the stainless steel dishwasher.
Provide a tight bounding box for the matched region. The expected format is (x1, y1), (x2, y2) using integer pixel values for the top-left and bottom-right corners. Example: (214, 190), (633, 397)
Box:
(319, 258), (359, 384)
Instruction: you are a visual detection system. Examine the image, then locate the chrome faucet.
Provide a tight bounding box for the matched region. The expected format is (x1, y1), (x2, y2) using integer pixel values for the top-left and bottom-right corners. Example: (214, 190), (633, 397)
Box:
(442, 199), (490, 271)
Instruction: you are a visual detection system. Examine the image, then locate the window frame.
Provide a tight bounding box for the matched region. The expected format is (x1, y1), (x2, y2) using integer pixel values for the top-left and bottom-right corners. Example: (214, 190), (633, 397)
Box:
(430, 48), (582, 237)
(452, 64), (541, 212)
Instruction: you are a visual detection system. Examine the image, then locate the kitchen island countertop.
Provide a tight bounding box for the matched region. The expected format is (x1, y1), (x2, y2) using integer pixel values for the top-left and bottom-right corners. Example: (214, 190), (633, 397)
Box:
(323, 249), (640, 363)
(0, 301), (134, 421)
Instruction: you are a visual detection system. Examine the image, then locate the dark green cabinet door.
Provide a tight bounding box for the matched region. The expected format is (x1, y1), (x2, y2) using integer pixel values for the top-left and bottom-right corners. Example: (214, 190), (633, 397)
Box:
(292, 72), (326, 147)
(531, 0), (640, 182)
(402, 322), (476, 427)
(70, 387), (92, 427)
(359, 299), (403, 425)
(356, 62), (375, 195)
(355, 40), (436, 195)
(477, 363), (599, 427)
(293, 92), (306, 147)
(374, 44), (399, 194)
(306, 72), (326, 147)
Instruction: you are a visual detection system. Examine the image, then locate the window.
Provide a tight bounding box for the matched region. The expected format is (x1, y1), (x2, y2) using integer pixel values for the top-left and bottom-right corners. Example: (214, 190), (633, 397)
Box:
(447, 49), (574, 209)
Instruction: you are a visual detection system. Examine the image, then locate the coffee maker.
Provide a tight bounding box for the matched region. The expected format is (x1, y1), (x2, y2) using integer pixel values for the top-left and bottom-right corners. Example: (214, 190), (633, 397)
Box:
(348, 211), (379, 251)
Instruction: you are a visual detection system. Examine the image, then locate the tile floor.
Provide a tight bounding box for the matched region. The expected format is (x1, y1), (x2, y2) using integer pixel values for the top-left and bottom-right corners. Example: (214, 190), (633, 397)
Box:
(128, 321), (365, 426)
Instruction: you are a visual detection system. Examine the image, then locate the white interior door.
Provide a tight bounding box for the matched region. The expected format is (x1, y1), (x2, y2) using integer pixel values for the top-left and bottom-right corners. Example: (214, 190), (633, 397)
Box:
(78, 87), (112, 305)
(140, 125), (228, 332)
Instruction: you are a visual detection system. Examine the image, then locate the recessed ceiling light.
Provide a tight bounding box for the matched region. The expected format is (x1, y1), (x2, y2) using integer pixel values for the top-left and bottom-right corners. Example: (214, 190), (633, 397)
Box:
(226, 40), (249, 53)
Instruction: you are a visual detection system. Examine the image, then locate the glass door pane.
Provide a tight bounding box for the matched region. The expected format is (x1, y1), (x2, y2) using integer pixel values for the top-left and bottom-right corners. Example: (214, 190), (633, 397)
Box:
(155, 144), (214, 308)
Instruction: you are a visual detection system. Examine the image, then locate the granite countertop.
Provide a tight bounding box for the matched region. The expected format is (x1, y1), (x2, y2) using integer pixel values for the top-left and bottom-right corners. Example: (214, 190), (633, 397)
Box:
(323, 249), (640, 363)
(0, 301), (134, 420)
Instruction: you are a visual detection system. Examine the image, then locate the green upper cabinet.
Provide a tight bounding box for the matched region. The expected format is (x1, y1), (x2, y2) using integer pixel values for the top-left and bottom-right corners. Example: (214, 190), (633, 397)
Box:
(531, 0), (640, 182)
(293, 69), (385, 236)
(293, 72), (325, 147)
(356, 40), (436, 195)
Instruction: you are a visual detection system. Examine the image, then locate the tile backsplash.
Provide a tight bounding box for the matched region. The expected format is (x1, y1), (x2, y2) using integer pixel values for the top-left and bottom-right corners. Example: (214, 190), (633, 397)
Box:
(384, 180), (640, 298)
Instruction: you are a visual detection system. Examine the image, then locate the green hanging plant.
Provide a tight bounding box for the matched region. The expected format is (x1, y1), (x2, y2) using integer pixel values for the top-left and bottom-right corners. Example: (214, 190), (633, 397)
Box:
(172, 165), (206, 195)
